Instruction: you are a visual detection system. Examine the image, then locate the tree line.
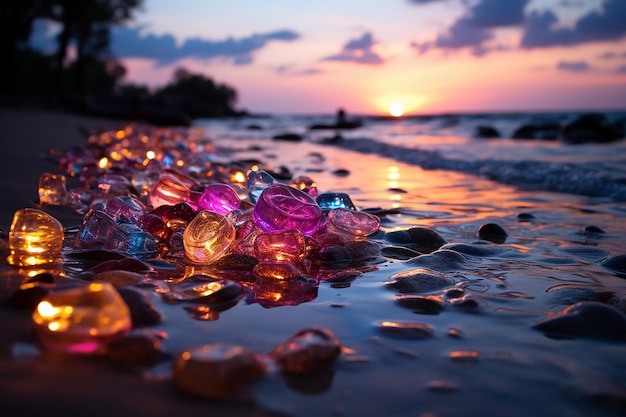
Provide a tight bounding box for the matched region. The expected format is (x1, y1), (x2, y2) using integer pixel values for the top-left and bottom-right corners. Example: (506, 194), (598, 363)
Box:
(0, 0), (242, 124)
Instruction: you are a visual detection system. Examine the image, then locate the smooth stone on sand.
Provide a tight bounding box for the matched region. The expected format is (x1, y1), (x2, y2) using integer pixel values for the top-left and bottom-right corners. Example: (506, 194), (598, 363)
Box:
(270, 327), (342, 374)
(385, 268), (455, 294)
(533, 301), (626, 341)
(173, 343), (266, 399)
(404, 249), (468, 272)
(384, 227), (447, 254)
(477, 223), (508, 244)
(600, 255), (626, 274)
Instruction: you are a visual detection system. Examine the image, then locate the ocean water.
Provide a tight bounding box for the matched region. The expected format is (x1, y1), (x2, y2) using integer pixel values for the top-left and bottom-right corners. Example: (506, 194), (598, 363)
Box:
(191, 112), (626, 417)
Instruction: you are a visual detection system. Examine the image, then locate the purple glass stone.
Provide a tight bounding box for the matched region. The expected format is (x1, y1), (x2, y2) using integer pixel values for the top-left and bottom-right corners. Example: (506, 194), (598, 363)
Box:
(198, 183), (241, 215)
(253, 184), (322, 235)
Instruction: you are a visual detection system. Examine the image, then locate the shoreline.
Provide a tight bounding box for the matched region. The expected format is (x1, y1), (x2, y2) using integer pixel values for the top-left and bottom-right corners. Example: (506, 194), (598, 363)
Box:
(0, 107), (127, 230)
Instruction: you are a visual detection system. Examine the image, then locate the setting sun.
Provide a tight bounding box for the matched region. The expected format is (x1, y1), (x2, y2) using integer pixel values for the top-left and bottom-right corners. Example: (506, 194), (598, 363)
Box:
(388, 102), (405, 117)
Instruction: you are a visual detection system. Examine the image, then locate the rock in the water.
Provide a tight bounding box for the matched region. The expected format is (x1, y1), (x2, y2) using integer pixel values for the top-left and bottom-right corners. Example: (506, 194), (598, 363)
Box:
(273, 133), (303, 142)
(405, 249), (468, 272)
(559, 113), (624, 144)
(394, 294), (444, 315)
(385, 268), (455, 293)
(533, 301), (626, 341)
(117, 287), (163, 326)
(512, 122), (560, 140)
(173, 343), (265, 399)
(270, 327), (342, 374)
(601, 255), (626, 274)
(474, 125), (501, 138)
(384, 227), (447, 254)
(477, 223), (508, 244)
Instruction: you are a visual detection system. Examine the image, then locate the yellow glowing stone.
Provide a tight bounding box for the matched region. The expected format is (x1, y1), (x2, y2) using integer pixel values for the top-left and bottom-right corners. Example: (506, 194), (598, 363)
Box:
(183, 210), (236, 264)
(32, 282), (132, 353)
(7, 208), (64, 267)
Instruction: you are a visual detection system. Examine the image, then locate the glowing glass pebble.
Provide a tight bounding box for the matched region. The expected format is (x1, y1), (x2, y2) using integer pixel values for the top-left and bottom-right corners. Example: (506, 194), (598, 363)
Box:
(316, 192), (356, 210)
(148, 175), (190, 209)
(253, 184), (322, 235)
(183, 210), (236, 264)
(38, 172), (68, 205)
(7, 208), (64, 267)
(327, 208), (380, 238)
(246, 170), (276, 203)
(254, 229), (306, 264)
(75, 210), (158, 259)
(131, 170), (159, 198)
(103, 195), (148, 224)
(289, 176), (318, 197)
(253, 261), (302, 281)
(197, 183), (241, 215)
(32, 282), (132, 353)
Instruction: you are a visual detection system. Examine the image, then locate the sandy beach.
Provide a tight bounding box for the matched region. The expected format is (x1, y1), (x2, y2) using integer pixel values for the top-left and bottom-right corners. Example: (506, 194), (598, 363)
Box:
(0, 108), (125, 230)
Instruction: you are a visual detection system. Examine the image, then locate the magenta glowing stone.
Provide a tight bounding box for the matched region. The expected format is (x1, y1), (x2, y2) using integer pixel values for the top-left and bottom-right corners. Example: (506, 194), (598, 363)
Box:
(253, 184), (322, 235)
(198, 183), (241, 215)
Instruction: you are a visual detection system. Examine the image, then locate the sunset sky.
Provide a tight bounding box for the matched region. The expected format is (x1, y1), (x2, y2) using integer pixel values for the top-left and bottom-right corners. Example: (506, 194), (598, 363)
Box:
(31, 0), (626, 115)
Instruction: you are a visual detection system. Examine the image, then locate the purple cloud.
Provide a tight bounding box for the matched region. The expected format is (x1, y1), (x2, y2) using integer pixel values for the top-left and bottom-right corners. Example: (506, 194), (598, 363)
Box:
(413, 0), (529, 55)
(617, 65), (626, 74)
(110, 25), (300, 66)
(521, 0), (626, 48)
(323, 32), (384, 65)
(557, 60), (590, 72)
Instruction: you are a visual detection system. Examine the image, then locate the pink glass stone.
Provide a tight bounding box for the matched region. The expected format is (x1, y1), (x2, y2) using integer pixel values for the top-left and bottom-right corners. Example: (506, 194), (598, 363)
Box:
(198, 183), (241, 215)
(32, 282), (132, 354)
(183, 210), (236, 264)
(148, 175), (191, 209)
(253, 184), (322, 235)
(38, 172), (68, 205)
(327, 208), (381, 238)
(254, 229), (306, 264)
(138, 213), (171, 241)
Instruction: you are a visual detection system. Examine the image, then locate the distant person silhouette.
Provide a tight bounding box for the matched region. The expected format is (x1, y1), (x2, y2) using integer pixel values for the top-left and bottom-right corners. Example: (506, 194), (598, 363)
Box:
(336, 108), (346, 124)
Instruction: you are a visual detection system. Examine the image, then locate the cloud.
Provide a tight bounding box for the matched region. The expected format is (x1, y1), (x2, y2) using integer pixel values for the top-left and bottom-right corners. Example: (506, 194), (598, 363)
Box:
(556, 60), (590, 72)
(521, 0), (626, 48)
(110, 25), (300, 66)
(276, 65), (323, 76)
(617, 65), (626, 74)
(323, 32), (385, 65)
(412, 0), (529, 55)
(406, 0), (445, 4)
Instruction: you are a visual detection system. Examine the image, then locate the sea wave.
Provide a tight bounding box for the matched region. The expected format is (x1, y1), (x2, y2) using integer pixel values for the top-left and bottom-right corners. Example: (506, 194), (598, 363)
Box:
(322, 137), (626, 201)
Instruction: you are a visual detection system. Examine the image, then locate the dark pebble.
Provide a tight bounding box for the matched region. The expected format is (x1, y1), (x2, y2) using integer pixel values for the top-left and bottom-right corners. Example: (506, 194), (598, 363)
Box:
(446, 294), (481, 312)
(533, 301), (626, 341)
(385, 268), (455, 293)
(385, 227), (447, 254)
(517, 213), (535, 222)
(584, 225), (605, 234)
(394, 295), (444, 315)
(105, 331), (165, 367)
(117, 287), (163, 326)
(210, 253), (260, 271)
(405, 249), (468, 272)
(477, 223), (508, 244)
(381, 246), (422, 260)
(600, 255), (626, 274)
(6, 284), (51, 310)
(375, 320), (435, 339)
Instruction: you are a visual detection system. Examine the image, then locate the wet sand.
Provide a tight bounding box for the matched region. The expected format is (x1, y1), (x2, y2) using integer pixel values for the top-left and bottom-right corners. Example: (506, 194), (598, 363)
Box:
(1, 108), (626, 417)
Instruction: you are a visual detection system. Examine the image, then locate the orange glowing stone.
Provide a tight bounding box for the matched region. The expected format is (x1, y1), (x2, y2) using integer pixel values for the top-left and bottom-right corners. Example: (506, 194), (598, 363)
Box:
(183, 210), (236, 264)
(7, 208), (64, 267)
(32, 282), (132, 353)
(38, 172), (68, 205)
(148, 175), (190, 209)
